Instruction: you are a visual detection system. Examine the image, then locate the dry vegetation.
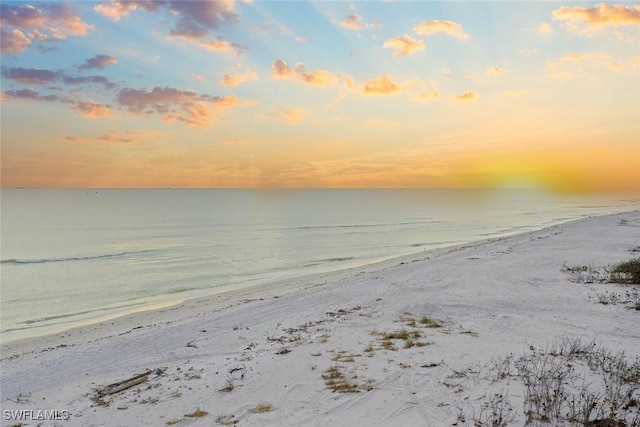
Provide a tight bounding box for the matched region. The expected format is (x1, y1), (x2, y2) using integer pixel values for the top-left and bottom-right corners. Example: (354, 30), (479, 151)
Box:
(249, 403), (275, 413)
(564, 258), (640, 311)
(371, 328), (431, 350)
(322, 365), (374, 393)
(215, 413), (238, 425)
(610, 258), (640, 285)
(184, 408), (208, 418)
(458, 337), (640, 426)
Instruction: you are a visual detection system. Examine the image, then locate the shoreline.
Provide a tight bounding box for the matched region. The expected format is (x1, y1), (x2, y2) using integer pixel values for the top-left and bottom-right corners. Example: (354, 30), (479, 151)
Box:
(1, 210), (608, 349)
(0, 210), (636, 352)
(3, 189), (638, 348)
(1, 210), (639, 426)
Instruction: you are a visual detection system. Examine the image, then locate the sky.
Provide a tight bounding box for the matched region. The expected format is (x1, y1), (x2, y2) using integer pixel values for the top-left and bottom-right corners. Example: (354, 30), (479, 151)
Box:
(0, 1), (639, 192)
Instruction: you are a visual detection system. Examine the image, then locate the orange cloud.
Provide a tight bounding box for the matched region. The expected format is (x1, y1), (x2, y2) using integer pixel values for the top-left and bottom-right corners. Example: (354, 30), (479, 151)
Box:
(95, 1), (237, 30)
(264, 146), (474, 189)
(221, 69), (258, 86)
(300, 69), (339, 85)
(96, 131), (139, 143)
(341, 14), (363, 30)
(199, 38), (236, 52)
(63, 130), (156, 145)
(362, 76), (400, 95)
(486, 66), (503, 76)
(282, 109), (306, 125)
(548, 53), (589, 67)
(553, 3), (640, 25)
(168, 34), (240, 53)
(72, 101), (110, 118)
(0, 4), (46, 27)
(548, 52), (637, 74)
(344, 76), (354, 90)
(63, 136), (91, 144)
(258, 109), (306, 125)
(117, 86), (250, 127)
(4, 3), (94, 37)
(272, 59), (293, 78)
(453, 91), (478, 101)
(295, 64), (339, 85)
(94, 0), (162, 21)
(417, 91), (440, 101)
(553, 3), (640, 34)
(46, 4), (94, 36)
(78, 55), (118, 70)
(96, 0), (240, 53)
(539, 22), (553, 34)
(383, 35), (425, 56)
(413, 20), (469, 40)
(0, 3), (93, 52)
(271, 60), (339, 86)
(0, 29), (31, 54)
(340, 13), (381, 31)
(174, 102), (214, 126)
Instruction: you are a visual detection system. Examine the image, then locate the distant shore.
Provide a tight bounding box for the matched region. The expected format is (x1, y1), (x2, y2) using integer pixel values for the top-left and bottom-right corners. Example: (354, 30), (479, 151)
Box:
(2, 210), (639, 426)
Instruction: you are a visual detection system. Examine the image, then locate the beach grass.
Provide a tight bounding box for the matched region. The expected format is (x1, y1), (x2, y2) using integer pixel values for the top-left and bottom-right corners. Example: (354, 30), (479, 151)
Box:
(249, 403), (275, 413)
(610, 258), (640, 284)
(184, 408), (208, 418)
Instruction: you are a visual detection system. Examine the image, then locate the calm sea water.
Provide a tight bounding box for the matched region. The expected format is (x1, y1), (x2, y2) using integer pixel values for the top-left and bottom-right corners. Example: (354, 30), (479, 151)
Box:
(1, 189), (638, 342)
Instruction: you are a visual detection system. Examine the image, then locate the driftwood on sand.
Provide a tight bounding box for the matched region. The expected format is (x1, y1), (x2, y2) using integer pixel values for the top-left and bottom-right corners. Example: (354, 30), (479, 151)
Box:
(93, 368), (166, 401)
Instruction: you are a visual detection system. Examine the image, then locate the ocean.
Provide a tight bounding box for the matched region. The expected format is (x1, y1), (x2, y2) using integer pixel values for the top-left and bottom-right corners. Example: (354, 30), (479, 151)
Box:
(1, 189), (638, 343)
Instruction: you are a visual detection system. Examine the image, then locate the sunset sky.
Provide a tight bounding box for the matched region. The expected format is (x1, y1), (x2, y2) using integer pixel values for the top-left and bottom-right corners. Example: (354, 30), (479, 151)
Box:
(1, 1), (639, 192)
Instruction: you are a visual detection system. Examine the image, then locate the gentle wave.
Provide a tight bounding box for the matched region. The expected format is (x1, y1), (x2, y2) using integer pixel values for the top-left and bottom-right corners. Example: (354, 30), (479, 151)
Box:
(321, 256), (357, 262)
(478, 225), (534, 237)
(410, 240), (460, 247)
(299, 256), (358, 268)
(292, 220), (440, 231)
(1, 250), (153, 265)
(15, 300), (146, 327)
(20, 309), (107, 325)
(167, 287), (198, 295)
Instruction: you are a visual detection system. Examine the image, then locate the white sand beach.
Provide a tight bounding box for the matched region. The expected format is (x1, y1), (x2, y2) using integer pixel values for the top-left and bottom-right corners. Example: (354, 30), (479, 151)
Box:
(2, 211), (639, 427)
